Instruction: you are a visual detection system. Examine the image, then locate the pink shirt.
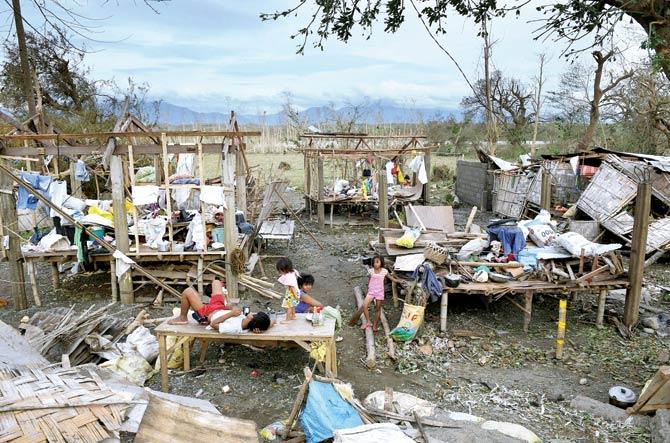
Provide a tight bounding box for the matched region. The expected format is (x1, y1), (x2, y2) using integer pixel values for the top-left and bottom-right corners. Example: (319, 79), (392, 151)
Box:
(367, 268), (388, 298)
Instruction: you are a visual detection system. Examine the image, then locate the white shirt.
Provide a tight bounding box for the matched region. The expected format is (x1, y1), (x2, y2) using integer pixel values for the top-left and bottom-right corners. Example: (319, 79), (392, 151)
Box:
(218, 314), (247, 334)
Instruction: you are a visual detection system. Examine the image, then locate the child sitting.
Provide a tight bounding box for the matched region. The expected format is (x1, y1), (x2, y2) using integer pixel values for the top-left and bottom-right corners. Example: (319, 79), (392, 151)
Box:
(296, 274), (324, 314)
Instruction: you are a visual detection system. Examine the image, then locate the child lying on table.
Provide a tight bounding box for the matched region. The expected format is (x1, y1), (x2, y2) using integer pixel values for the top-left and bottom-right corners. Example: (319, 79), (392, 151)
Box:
(167, 278), (272, 333)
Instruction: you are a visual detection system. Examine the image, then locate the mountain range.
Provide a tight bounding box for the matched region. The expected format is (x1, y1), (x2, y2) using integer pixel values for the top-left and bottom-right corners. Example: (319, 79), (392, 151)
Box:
(146, 100), (460, 126)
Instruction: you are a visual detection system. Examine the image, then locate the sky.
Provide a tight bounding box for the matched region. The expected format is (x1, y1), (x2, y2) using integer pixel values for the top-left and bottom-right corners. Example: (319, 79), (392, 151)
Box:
(8, 1), (650, 114)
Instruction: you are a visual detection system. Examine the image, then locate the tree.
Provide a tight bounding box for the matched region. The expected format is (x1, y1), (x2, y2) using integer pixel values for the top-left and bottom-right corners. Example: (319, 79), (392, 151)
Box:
(578, 50), (633, 150)
(262, 0), (670, 82)
(461, 70), (532, 146)
(530, 53), (547, 159)
(4, 0), (167, 124)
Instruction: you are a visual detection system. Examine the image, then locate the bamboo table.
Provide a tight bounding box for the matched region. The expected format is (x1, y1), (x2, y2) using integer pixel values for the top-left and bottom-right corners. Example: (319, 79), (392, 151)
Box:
(155, 314), (337, 392)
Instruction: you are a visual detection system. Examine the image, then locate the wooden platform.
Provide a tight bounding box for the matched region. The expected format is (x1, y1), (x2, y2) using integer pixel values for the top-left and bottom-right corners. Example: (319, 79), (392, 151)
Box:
(258, 219), (295, 242)
(440, 279), (629, 333)
(155, 314), (337, 392)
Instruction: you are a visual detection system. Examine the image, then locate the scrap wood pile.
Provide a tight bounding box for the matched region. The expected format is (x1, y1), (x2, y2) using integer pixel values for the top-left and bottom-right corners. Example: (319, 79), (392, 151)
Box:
(374, 203), (627, 304)
(259, 367), (542, 443)
(484, 147), (670, 262)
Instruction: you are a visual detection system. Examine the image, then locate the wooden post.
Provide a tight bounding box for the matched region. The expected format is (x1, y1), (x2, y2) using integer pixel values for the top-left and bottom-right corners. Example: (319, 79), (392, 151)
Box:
(110, 155), (134, 304)
(69, 160), (82, 198)
(523, 292), (534, 332)
(440, 292), (449, 332)
(50, 262), (60, 290)
(304, 155), (311, 211)
(0, 159), (27, 310)
(378, 159), (388, 229)
(540, 167), (551, 211)
(624, 178), (652, 327)
(110, 258), (118, 302)
(317, 156), (325, 230)
(26, 260), (41, 306)
(422, 149), (431, 203)
(224, 188), (239, 300)
(555, 299), (567, 359)
(596, 289), (607, 328)
(235, 147), (247, 218)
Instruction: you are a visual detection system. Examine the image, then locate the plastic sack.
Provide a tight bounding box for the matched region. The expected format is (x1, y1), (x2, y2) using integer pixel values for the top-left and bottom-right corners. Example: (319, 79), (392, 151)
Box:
(390, 303), (425, 342)
(534, 209), (552, 225)
(528, 224), (556, 247)
(260, 421), (286, 441)
(334, 423), (415, 443)
(38, 229), (70, 251)
(135, 166), (156, 183)
(456, 238), (490, 261)
(118, 325), (159, 363)
(395, 228), (421, 248)
(556, 231), (621, 257)
(100, 354), (155, 386)
(364, 390), (436, 417)
(154, 336), (185, 371)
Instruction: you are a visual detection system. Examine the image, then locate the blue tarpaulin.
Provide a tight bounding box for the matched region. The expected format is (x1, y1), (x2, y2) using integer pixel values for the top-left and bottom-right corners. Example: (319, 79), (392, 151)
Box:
(299, 381), (363, 443)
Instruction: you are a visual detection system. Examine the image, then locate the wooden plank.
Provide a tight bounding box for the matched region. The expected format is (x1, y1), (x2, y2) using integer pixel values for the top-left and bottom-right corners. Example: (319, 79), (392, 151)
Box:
(111, 154), (134, 303)
(1, 130), (261, 141)
(155, 314), (336, 341)
(628, 367), (670, 413)
(405, 205), (455, 233)
(135, 394), (259, 443)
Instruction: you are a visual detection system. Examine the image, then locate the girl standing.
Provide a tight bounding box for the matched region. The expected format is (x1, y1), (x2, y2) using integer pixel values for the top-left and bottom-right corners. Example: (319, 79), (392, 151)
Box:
(349, 255), (401, 332)
(276, 257), (300, 321)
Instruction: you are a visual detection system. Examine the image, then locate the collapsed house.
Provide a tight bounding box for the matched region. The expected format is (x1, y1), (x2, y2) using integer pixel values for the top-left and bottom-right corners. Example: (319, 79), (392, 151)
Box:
(0, 111), (295, 308)
(298, 133), (436, 229)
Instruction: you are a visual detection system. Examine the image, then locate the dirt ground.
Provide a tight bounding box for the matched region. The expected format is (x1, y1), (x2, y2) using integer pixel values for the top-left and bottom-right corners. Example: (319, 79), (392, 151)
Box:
(1, 190), (668, 442)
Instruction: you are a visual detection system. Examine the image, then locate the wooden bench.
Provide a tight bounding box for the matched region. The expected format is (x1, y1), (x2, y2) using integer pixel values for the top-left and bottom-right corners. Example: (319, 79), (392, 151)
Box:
(155, 314), (337, 392)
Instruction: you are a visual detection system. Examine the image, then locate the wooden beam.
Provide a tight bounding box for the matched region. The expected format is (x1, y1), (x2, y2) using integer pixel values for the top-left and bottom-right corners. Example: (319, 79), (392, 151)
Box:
(378, 158), (389, 229)
(0, 159), (27, 309)
(1, 143), (237, 156)
(354, 286), (376, 369)
(540, 167), (552, 211)
(624, 179), (652, 327)
(422, 149), (431, 203)
(0, 130), (261, 141)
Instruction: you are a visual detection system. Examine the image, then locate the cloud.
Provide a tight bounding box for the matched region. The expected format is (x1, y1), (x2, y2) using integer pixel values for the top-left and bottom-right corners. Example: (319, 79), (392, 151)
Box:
(34, 0), (650, 113)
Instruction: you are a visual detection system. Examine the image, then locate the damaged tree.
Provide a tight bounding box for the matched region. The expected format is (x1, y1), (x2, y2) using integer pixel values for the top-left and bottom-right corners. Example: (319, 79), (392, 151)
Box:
(577, 50), (633, 151)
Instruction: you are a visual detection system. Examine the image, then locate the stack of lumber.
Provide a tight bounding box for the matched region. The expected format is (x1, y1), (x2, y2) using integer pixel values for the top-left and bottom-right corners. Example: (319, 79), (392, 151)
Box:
(0, 366), (133, 442)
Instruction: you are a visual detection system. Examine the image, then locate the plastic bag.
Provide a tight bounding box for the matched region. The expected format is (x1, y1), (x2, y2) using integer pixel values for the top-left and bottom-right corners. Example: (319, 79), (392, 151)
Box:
(456, 238), (490, 261)
(556, 232), (621, 257)
(154, 336), (185, 371)
(390, 303), (424, 342)
(395, 228), (421, 248)
(118, 325), (159, 363)
(527, 224), (556, 247)
(364, 390), (435, 417)
(260, 421), (286, 441)
(534, 209), (552, 225)
(323, 306), (342, 328)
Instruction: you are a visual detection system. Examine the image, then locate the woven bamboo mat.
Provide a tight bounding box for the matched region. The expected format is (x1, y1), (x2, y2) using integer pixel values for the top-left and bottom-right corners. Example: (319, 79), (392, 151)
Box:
(0, 366), (132, 442)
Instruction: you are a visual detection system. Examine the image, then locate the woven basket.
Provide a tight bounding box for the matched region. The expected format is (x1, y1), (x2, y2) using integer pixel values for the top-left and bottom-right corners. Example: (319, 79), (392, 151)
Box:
(424, 242), (449, 265)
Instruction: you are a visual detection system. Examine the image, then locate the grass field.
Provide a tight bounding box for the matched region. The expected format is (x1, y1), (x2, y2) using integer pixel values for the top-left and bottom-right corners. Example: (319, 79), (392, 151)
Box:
(245, 152), (459, 190)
